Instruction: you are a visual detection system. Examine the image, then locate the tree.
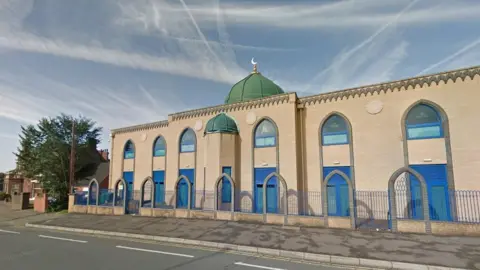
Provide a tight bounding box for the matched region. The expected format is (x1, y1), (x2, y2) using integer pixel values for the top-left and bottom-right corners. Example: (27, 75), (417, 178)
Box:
(15, 114), (102, 208)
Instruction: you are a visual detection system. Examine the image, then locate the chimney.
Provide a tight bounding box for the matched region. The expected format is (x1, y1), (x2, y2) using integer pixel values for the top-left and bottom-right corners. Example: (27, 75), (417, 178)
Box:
(99, 149), (109, 161)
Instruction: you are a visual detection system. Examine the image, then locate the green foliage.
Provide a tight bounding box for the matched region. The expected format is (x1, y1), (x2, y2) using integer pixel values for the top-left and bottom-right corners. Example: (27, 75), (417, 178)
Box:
(0, 192), (11, 201)
(14, 114), (102, 208)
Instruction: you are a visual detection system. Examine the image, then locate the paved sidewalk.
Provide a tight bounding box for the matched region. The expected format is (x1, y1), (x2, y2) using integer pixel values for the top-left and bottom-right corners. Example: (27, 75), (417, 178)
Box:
(0, 202), (63, 226)
(30, 213), (480, 269)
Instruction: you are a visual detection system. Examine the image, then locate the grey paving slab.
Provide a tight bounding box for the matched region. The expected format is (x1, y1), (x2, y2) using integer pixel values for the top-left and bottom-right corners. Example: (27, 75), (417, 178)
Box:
(29, 213), (480, 269)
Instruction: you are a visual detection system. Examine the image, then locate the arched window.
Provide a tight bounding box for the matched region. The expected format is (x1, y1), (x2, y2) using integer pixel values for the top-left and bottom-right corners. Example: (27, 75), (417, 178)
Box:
(254, 119), (277, 148)
(153, 136), (166, 157)
(322, 114), (349, 145)
(124, 140), (135, 159)
(405, 104), (443, 140)
(180, 129), (196, 153)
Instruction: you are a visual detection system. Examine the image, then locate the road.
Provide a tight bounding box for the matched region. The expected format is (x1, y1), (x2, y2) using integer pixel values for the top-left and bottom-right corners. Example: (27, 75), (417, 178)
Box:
(0, 225), (349, 270)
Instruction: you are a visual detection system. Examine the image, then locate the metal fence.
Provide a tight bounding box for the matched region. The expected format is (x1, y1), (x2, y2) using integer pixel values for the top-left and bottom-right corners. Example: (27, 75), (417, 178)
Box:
(74, 190), (88, 205)
(73, 187), (480, 225)
(98, 189), (114, 206)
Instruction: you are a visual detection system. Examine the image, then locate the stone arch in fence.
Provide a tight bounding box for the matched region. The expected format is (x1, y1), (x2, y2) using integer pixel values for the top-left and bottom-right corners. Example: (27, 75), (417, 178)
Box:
(322, 169), (355, 229)
(87, 179), (99, 206)
(262, 172), (288, 224)
(140, 177), (154, 208)
(174, 175), (192, 210)
(388, 166), (431, 233)
(113, 178), (127, 207)
(214, 173), (235, 213)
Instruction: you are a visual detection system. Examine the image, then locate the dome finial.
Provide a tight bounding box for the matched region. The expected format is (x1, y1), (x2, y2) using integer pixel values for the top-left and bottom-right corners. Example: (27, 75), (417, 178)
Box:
(251, 57), (258, 73)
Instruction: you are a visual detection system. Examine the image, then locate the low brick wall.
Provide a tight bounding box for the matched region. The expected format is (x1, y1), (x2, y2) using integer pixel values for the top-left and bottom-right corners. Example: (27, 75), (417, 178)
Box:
(431, 221), (480, 236)
(113, 206), (124, 215)
(234, 212), (263, 223)
(328, 216), (352, 229)
(175, 209), (189, 218)
(265, 214), (285, 225)
(153, 208), (175, 217)
(71, 205), (88, 214)
(34, 193), (48, 213)
(397, 219), (426, 233)
(216, 211), (233, 221)
(287, 215), (325, 227)
(139, 207), (152, 216)
(67, 192), (480, 236)
(190, 210), (215, 220)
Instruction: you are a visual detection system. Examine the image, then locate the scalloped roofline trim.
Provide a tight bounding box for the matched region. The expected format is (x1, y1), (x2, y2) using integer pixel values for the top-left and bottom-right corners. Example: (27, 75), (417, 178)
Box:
(111, 120), (168, 135)
(111, 65), (480, 136)
(111, 93), (291, 135)
(299, 65), (480, 105)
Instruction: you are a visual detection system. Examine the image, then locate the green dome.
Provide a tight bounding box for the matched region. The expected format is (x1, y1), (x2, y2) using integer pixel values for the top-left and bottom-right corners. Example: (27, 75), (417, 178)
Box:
(204, 113), (239, 135)
(224, 71), (284, 104)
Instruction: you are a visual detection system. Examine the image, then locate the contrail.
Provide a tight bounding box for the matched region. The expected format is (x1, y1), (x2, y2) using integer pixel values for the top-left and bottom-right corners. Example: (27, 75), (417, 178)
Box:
(416, 37), (480, 75)
(306, 0), (420, 92)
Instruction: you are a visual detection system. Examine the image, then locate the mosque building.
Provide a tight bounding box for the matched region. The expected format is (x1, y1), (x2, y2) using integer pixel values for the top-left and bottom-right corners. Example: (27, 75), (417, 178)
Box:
(107, 62), (480, 229)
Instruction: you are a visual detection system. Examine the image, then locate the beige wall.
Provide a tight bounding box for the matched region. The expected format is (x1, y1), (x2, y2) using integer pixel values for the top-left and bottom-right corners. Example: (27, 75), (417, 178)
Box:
(110, 93), (300, 196)
(110, 72), (480, 210)
(302, 75), (480, 192)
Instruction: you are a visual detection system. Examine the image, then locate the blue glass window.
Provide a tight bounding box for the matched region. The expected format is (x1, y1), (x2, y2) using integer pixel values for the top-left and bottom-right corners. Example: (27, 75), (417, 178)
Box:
(222, 167), (232, 203)
(322, 115), (348, 145)
(124, 140), (135, 159)
(153, 136), (166, 157)
(254, 120), (277, 148)
(180, 129), (196, 153)
(406, 104), (443, 140)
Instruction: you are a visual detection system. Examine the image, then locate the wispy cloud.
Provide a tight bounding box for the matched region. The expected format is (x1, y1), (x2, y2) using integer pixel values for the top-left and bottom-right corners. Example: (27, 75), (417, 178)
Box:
(417, 37), (480, 75)
(0, 0), (247, 85)
(163, 0), (480, 29)
(0, 31), (244, 85)
(0, 71), (179, 128)
(304, 0), (417, 93)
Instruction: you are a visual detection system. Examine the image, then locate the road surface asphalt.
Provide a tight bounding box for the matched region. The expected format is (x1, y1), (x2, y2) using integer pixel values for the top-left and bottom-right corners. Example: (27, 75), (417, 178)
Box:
(0, 224), (349, 270)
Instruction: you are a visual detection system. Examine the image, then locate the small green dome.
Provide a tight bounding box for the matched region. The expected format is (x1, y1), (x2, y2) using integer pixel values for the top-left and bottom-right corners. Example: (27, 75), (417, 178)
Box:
(204, 113), (239, 135)
(224, 70), (284, 104)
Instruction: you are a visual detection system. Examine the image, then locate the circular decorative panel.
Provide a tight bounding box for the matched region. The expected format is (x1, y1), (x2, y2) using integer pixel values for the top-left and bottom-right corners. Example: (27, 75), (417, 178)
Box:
(366, 100), (384, 115)
(140, 133), (148, 142)
(246, 111), (257, 125)
(194, 120), (203, 131)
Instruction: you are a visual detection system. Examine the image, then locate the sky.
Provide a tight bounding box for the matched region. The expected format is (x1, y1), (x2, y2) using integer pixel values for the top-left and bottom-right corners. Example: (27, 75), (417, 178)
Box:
(0, 0), (479, 172)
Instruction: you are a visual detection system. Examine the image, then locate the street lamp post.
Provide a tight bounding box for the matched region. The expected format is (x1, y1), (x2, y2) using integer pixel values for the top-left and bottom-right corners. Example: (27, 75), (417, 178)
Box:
(69, 121), (76, 194)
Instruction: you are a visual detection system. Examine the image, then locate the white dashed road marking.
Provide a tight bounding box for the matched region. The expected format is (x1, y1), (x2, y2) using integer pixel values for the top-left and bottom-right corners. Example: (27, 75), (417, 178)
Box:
(38, 234), (88, 243)
(116, 245), (195, 258)
(0, 229), (20, 234)
(234, 262), (287, 270)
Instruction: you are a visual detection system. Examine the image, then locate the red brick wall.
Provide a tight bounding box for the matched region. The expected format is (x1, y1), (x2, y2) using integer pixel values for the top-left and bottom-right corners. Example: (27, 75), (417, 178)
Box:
(100, 175), (109, 189)
(34, 193), (48, 213)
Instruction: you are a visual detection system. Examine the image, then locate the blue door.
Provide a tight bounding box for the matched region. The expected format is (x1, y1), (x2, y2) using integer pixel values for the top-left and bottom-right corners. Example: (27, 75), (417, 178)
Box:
(410, 177), (424, 219)
(123, 171), (134, 213)
(178, 169), (195, 209)
(323, 166), (350, 217)
(410, 164), (451, 221)
(153, 170), (165, 207)
(254, 168), (277, 214)
(222, 167), (232, 203)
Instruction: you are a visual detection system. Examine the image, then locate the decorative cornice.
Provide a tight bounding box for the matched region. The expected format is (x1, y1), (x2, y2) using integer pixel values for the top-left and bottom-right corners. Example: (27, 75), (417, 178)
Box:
(110, 65), (480, 135)
(110, 93), (291, 135)
(299, 65), (480, 106)
(169, 93), (291, 121)
(111, 120), (168, 135)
